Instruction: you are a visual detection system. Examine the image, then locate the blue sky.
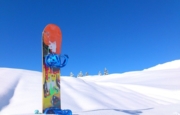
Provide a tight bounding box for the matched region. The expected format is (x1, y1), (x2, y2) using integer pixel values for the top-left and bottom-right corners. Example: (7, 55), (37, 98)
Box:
(0, 0), (180, 76)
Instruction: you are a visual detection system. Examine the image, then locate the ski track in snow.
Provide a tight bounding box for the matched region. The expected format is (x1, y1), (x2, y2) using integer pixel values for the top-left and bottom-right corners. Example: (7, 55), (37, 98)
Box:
(0, 60), (180, 115)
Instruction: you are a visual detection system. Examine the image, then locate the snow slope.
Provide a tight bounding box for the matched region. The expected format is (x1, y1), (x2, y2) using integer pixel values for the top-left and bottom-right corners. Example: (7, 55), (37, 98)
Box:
(0, 60), (180, 115)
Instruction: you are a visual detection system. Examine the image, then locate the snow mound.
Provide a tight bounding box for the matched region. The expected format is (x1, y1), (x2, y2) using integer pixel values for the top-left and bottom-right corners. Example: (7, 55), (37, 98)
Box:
(144, 60), (180, 71)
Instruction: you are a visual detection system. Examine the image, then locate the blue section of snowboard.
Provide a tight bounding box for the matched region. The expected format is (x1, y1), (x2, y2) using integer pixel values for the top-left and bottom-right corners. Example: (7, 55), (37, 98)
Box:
(35, 107), (72, 115)
(45, 53), (68, 68)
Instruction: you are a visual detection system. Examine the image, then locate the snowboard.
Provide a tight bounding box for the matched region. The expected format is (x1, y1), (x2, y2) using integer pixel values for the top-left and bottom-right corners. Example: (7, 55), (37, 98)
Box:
(42, 24), (67, 113)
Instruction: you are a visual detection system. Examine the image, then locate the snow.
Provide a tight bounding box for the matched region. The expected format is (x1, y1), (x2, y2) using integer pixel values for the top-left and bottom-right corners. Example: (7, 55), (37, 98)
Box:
(0, 60), (180, 115)
(143, 60), (180, 71)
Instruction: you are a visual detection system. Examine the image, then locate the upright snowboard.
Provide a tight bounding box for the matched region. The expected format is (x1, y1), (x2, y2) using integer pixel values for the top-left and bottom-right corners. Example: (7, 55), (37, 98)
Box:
(42, 24), (67, 113)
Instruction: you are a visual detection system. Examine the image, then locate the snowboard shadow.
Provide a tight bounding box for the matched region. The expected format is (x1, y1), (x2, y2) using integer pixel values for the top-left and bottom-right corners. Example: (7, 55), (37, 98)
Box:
(115, 108), (153, 114)
(82, 108), (153, 115)
(114, 109), (143, 115)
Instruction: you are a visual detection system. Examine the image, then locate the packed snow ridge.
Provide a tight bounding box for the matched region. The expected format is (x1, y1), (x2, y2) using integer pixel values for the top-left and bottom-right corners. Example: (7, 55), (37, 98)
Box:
(0, 59), (180, 115)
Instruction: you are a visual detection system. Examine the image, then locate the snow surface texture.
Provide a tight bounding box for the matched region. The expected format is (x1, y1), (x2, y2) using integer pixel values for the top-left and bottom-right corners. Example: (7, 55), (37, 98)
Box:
(0, 60), (180, 115)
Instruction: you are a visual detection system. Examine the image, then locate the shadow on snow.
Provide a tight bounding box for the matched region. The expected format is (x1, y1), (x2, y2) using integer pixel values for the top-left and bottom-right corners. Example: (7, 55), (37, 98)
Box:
(0, 76), (20, 111)
(82, 108), (153, 115)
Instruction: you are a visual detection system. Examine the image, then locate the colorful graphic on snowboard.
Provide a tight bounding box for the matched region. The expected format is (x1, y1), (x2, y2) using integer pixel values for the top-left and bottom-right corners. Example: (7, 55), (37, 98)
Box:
(42, 24), (68, 112)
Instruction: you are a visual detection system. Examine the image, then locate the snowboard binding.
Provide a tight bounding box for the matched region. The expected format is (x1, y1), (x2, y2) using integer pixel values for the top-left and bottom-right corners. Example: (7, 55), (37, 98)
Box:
(35, 108), (72, 115)
(45, 53), (68, 68)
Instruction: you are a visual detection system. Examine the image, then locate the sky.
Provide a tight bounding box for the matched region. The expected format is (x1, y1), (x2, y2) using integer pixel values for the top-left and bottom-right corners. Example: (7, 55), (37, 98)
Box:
(0, 0), (180, 76)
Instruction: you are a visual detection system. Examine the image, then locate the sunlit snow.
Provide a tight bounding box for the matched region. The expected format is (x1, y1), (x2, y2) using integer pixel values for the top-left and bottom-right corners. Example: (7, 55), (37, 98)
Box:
(0, 60), (180, 115)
